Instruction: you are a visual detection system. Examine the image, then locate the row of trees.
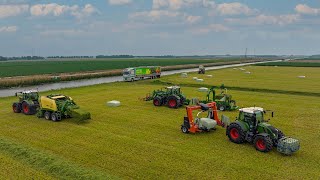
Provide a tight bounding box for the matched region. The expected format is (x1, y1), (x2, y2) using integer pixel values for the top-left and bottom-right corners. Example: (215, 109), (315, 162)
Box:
(0, 56), (45, 61)
(48, 56), (94, 59)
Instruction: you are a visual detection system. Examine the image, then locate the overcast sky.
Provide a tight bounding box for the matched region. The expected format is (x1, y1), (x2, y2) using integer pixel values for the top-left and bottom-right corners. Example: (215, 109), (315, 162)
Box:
(0, 0), (320, 56)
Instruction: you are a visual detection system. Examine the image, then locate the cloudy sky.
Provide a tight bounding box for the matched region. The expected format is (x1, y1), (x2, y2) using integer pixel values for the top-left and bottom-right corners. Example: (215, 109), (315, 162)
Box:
(0, 0), (320, 56)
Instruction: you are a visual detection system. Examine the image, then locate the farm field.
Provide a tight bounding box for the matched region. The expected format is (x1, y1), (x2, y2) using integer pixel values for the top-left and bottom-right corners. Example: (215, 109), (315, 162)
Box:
(159, 66), (320, 94)
(256, 61), (320, 67)
(0, 66), (319, 179)
(0, 58), (241, 77)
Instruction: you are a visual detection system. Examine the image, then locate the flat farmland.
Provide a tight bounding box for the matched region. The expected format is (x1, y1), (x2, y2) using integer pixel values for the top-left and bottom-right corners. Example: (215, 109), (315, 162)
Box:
(159, 66), (320, 94)
(0, 58), (239, 77)
(0, 66), (319, 179)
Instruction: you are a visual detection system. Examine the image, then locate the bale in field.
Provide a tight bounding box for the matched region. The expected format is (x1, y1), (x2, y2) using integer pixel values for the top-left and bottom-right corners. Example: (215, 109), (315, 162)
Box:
(107, 100), (121, 107)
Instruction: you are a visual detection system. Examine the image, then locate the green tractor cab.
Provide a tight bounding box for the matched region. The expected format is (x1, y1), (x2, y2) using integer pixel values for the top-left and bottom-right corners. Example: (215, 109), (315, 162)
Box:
(145, 86), (190, 108)
(226, 107), (300, 155)
(12, 90), (39, 115)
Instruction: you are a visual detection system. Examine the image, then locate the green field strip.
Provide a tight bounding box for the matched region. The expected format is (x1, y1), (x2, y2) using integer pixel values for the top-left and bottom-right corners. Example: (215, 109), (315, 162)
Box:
(148, 80), (320, 97)
(0, 138), (116, 180)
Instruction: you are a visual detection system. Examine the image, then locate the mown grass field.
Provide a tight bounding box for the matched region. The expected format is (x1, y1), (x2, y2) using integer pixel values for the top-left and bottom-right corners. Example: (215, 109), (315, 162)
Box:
(159, 66), (320, 94)
(0, 66), (319, 179)
(0, 58), (238, 77)
(256, 61), (320, 67)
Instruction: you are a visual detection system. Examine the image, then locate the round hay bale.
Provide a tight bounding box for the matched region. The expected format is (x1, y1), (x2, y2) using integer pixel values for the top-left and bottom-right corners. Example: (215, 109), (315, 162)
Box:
(206, 75), (213, 78)
(181, 73), (188, 78)
(193, 77), (198, 80)
(245, 71), (251, 74)
(196, 79), (204, 82)
(107, 100), (121, 107)
(198, 87), (208, 92)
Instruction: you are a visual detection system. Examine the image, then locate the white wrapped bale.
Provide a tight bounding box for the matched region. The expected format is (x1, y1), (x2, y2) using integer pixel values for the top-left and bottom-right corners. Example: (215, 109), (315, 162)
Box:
(196, 79), (204, 82)
(181, 73), (188, 78)
(207, 75), (213, 78)
(193, 77), (198, 80)
(198, 87), (208, 92)
(245, 71), (251, 74)
(297, 76), (306, 78)
(107, 100), (121, 107)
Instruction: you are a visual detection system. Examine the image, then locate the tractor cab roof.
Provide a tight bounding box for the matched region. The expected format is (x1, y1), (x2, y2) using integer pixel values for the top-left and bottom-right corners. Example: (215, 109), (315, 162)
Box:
(21, 90), (38, 94)
(166, 86), (180, 89)
(239, 107), (264, 114)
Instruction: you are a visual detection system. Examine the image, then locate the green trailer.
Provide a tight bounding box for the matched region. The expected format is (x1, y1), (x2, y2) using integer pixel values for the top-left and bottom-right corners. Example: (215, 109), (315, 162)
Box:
(123, 66), (161, 82)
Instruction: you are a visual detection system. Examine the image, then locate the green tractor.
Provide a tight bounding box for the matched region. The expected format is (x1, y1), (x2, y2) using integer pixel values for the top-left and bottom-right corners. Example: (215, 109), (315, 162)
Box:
(198, 65), (205, 74)
(12, 90), (39, 115)
(226, 107), (300, 155)
(200, 86), (238, 111)
(145, 86), (190, 108)
(37, 94), (91, 122)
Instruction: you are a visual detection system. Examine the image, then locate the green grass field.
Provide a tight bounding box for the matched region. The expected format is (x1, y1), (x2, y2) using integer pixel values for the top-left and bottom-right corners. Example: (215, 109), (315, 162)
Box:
(256, 61), (320, 67)
(0, 66), (319, 179)
(0, 58), (237, 77)
(159, 66), (320, 94)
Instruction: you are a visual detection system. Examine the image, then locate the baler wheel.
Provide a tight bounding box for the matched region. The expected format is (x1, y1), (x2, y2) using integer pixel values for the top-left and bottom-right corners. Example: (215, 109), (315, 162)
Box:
(226, 123), (246, 144)
(44, 111), (51, 120)
(51, 113), (58, 122)
(254, 135), (273, 153)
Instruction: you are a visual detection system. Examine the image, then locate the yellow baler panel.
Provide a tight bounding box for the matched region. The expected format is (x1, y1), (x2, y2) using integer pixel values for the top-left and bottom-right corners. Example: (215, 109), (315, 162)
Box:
(40, 96), (58, 111)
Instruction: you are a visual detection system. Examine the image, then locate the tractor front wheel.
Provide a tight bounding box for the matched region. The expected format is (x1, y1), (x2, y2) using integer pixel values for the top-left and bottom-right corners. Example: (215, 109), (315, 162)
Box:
(167, 96), (179, 109)
(254, 135), (273, 153)
(44, 111), (51, 120)
(153, 97), (162, 106)
(226, 123), (246, 144)
(12, 103), (21, 113)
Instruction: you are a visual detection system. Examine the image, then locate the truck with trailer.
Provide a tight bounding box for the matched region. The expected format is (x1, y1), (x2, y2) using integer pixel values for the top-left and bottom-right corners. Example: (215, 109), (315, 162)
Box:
(123, 66), (161, 82)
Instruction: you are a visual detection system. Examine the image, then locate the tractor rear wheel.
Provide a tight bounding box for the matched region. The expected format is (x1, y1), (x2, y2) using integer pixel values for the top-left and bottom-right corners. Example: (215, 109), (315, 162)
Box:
(22, 102), (31, 115)
(44, 111), (51, 120)
(254, 135), (273, 153)
(153, 97), (162, 106)
(226, 123), (246, 144)
(181, 126), (189, 134)
(167, 96), (179, 109)
(12, 103), (21, 113)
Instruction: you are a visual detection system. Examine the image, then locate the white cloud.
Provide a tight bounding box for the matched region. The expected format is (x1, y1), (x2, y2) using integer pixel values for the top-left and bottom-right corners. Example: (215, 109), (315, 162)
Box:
(0, 26), (18, 32)
(152, 0), (212, 10)
(40, 29), (86, 36)
(129, 10), (181, 21)
(216, 2), (257, 16)
(129, 10), (202, 24)
(295, 4), (319, 15)
(30, 3), (97, 19)
(0, 4), (29, 18)
(226, 14), (300, 26)
(108, 0), (132, 5)
(191, 24), (230, 34)
(186, 15), (201, 24)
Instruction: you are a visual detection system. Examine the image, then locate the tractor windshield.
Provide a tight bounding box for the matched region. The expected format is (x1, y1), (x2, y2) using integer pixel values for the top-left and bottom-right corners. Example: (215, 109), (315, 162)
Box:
(255, 111), (264, 122)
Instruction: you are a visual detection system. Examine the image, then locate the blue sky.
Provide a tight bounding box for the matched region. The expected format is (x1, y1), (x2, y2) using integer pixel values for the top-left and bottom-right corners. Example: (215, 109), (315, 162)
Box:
(0, 0), (320, 56)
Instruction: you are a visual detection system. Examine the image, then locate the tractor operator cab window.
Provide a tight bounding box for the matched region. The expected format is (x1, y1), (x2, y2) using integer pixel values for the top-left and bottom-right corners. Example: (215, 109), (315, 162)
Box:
(255, 111), (264, 122)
